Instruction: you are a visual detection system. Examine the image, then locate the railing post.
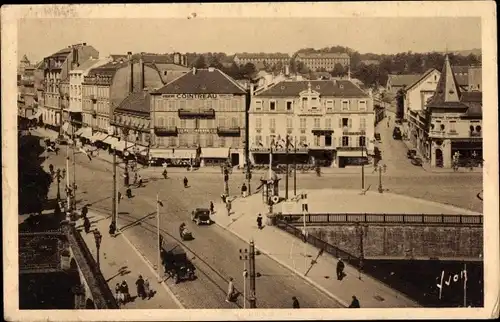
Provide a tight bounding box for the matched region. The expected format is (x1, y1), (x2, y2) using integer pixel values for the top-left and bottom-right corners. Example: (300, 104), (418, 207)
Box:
(422, 214), (425, 224)
(441, 214), (444, 224)
(327, 214), (330, 223)
(364, 213), (367, 223)
(460, 215), (463, 224)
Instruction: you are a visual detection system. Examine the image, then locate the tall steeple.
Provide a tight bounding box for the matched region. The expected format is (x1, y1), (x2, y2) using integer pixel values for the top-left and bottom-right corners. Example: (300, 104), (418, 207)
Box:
(428, 55), (462, 107)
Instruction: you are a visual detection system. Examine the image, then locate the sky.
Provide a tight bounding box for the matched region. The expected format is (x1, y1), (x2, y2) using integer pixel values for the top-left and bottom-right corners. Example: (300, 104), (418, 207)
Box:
(18, 17), (481, 63)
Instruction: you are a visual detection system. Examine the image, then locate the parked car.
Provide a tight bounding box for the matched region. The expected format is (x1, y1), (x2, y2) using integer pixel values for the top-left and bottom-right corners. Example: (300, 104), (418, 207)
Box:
(374, 133), (381, 141)
(411, 157), (423, 166)
(407, 149), (417, 159)
(191, 208), (211, 225)
(393, 127), (402, 140)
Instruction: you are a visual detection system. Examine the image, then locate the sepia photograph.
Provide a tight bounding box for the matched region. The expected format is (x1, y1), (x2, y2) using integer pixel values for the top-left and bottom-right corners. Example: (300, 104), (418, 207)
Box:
(2, 2), (498, 321)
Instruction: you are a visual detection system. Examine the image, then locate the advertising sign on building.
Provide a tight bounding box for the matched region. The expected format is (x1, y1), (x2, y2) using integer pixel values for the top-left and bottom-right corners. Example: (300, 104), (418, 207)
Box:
(162, 94), (234, 99)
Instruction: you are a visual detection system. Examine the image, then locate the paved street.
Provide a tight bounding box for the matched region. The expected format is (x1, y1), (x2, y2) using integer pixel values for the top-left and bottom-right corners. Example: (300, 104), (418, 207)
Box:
(40, 137), (343, 309)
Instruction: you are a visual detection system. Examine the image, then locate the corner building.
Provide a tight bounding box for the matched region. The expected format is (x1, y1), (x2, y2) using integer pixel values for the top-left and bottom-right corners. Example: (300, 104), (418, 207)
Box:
(249, 80), (375, 167)
(150, 67), (248, 167)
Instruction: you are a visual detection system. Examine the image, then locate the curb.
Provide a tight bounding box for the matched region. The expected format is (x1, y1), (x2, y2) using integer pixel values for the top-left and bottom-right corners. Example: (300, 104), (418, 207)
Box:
(211, 211), (349, 308)
(86, 209), (185, 309)
(119, 232), (185, 309)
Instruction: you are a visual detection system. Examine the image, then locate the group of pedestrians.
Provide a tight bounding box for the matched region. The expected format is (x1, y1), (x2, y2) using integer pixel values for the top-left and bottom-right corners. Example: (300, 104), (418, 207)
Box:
(114, 275), (152, 306)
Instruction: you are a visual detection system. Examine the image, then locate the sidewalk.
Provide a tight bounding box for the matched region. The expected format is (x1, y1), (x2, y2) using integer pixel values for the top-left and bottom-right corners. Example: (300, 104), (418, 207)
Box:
(76, 211), (183, 309)
(211, 191), (422, 308)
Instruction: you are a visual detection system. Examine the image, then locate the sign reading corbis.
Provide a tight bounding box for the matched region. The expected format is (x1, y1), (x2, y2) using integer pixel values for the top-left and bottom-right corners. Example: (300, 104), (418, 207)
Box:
(162, 94), (234, 99)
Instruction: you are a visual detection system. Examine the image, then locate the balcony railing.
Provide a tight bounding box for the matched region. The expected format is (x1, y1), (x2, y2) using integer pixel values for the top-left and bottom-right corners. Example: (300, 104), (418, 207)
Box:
(178, 108), (215, 119)
(90, 95), (96, 102)
(154, 126), (178, 136)
(312, 128), (334, 135)
(217, 126), (241, 136)
(336, 146), (366, 152)
(342, 129), (366, 135)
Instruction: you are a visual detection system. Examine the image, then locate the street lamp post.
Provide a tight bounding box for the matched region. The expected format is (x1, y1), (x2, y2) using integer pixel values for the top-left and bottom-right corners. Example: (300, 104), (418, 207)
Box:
(293, 136), (297, 196)
(285, 135), (289, 200)
(239, 240), (258, 308)
(223, 167), (230, 196)
(93, 229), (102, 268)
(374, 164), (387, 193)
(55, 169), (65, 201)
(355, 222), (364, 280)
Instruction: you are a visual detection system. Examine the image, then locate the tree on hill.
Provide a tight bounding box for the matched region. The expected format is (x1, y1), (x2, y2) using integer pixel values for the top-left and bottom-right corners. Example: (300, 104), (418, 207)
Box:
(331, 63), (345, 77)
(241, 63), (257, 79)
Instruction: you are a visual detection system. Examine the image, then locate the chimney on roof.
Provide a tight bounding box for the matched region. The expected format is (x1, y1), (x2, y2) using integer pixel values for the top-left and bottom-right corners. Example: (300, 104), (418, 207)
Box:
(208, 67), (215, 72)
(139, 57), (145, 90)
(71, 47), (79, 70)
(128, 52), (133, 93)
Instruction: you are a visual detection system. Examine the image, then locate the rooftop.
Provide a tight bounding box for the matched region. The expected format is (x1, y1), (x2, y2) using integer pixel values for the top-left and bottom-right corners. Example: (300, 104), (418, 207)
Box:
(255, 79), (368, 98)
(115, 91), (151, 115)
(235, 52), (290, 59)
(153, 68), (246, 95)
(427, 55), (466, 109)
(296, 52), (350, 59)
(387, 74), (422, 88)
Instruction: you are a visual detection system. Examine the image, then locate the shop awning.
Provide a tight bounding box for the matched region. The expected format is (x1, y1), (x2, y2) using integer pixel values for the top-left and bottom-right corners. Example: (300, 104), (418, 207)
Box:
(201, 148), (230, 159)
(337, 150), (365, 157)
(74, 128), (84, 136)
(150, 149), (197, 159)
(90, 132), (108, 143)
(103, 136), (119, 145)
(80, 127), (93, 139)
(113, 140), (127, 152)
(27, 110), (42, 120)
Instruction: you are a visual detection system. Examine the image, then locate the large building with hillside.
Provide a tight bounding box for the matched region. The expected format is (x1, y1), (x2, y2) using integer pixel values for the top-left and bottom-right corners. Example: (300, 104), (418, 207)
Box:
(233, 53), (291, 68)
(149, 67), (248, 167)
(249, 79), (374, 168)
(295, 52), (350, 72)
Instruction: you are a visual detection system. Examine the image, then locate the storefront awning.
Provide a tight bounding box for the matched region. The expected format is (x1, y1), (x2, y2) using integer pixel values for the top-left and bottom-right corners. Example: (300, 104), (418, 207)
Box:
(337, 150), (365, 157)
(90, 132), (108, 143)
(201, 148), (230, 159)
(150, 149), (197, 159)
(74, 128), (84, 136)
(103, 136), (119, 145)
(80, 127), (93, 139)
(113, 140), (127, 152)
(27, 110), (42, 120)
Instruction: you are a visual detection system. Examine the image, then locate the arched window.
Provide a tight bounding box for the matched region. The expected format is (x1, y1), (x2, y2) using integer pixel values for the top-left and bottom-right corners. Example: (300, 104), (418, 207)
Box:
(476, 125), (481, 132)
(470, 125), (474, 132)
(440, 124), (445, 131)
(359, 136), (366, 147)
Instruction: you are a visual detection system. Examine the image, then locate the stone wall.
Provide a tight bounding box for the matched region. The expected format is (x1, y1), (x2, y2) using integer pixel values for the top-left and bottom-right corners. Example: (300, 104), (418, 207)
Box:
(307, 224), (483, 260)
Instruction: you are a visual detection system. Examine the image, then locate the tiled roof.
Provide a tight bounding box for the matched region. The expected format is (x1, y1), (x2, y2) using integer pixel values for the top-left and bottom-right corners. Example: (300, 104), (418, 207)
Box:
(88, 61), (128, 76)
(404, 68), (439, 91)
(110, 54), (128, 62)
(387, 74), (422, 87)
(461, 91), (482, 103)
(131, 53), (173, 64)
(49, 47), (72, 57)
(451, 66), (470, 86)
(115, 91), (151, 114)
(153, 68), (247, 95)
(296, 52), (350, 59)
(235, 53), (290, 59)
(74, 58), (106, 72)
(255, 80), (368, 98)
(427, 55), (465, 109)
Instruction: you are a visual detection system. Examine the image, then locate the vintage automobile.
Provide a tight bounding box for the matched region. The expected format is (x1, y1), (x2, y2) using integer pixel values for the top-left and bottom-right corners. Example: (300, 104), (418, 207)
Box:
(393, 127), (402, 140)
(191, 208), (211, 225)
(179, 223), (193, 241)
(411, 157), (423, 167)
(161, 241), (196, 284)
(407, 149), (417, 159)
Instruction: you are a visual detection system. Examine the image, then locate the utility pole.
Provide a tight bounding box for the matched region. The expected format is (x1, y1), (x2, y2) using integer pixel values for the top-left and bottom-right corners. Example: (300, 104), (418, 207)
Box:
(239, 248), (249, 309)
(361, 144), (365, 190)
(248, 240), (257, 308)
(294, 136), (297, 196)
(246, 163), (252, 195)
(65, 144), (71, 221)
(285, 135), (289, 200)
(156, 193), (161, 283)
(111, 148), (117, 234)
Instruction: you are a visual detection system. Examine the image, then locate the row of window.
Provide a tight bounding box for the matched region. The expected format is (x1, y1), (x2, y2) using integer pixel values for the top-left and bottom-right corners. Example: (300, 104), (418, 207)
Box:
(155, 135), (241, 148)
(82, 100), (110, 114)
(254, 117), (366, 129)
(432, 120), (482, 133)
(254, 135), (366, 148)
(156, 117), (240, 128)
(254, 99), (367, 112)
(82, 86), (110, 98)
(155, 98), (242, 111)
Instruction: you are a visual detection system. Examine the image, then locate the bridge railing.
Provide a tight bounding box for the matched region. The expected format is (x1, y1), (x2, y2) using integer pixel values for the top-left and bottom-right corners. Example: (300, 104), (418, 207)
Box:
(278, 213), (483, 226)
(67, 224), (119, 309)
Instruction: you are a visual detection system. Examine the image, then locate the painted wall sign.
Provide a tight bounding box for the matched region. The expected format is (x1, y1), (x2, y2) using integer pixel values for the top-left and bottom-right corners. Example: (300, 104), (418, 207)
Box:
(177, 128), (218, 134)
(162, 94), (234, 99)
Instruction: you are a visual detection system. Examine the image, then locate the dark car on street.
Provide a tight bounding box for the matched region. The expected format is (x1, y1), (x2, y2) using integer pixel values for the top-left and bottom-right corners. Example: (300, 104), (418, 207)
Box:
(407, 149), (417, 159)
(411, 157), (423, 166)
(393, 127), (402, 140)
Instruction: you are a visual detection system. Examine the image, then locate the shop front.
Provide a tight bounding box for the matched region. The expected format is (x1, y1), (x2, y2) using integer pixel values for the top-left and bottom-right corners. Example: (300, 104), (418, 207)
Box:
(308, 149), (335, 167)
(451, 139), (483, 167)
(250, 147), (309, 165)
(336, 147), (369, 168)
(149, 149), (198, 167)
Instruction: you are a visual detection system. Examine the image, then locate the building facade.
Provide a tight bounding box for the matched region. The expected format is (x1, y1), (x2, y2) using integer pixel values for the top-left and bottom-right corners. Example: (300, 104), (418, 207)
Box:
(419, 56), (482, 168)
(41, 43), (99, 132)
(150, 67), (248, 167)
(295, 52), (350, 72)
(233, 53), (290, 68)
(17, 55), (37, 119)
(249, 79), (374, 167)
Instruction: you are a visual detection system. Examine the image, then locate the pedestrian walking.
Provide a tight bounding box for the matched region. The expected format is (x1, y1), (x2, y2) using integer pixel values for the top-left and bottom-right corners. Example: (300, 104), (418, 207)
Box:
(241, 183), (248, 198)
(183, 177), (189, 188)
(134, 172), (138, 185)
(118, 191), (122, 203)
(257, 213), (263, 230)
(349, 295), (360, 308)
(49, 164), (54, 175)
(221, 194), (227, 204)
(120, 281), (130, 303)
(138, 177), (143, 188)
(115, 283), (124, 305)
(292, 296), (300, 308)
(225, 277), (235, 302)
(209, 201), (215, 215)
(81, 204), (88, 218)
(126, 187), (132, 199)
(83, 216), (91, 234)
(136, 275), (146, 299)
(336, 258), (345, 280)
(226, 199), (232, 216)
(144, 278), (151, 299)
(162, 169), (168, 179)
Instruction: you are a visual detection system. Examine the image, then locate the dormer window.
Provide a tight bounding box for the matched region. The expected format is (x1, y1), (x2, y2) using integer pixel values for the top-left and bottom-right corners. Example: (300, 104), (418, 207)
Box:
(341, 100), (349, 111)
(269, 101), (276, 111)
